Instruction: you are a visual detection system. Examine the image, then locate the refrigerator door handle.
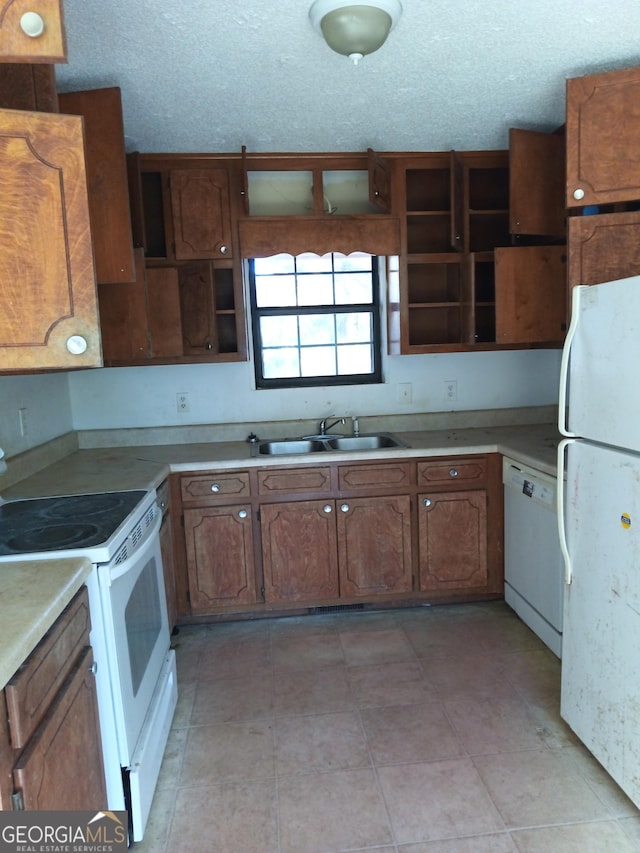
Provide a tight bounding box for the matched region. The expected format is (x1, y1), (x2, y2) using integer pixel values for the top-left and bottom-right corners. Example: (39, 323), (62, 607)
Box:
(558, 285), (586, 438)
(557, 438), (575, 584)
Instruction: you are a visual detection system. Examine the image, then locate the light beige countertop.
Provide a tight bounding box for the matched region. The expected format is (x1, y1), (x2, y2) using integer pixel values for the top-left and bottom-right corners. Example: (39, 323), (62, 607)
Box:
(0, 557), (92, 688)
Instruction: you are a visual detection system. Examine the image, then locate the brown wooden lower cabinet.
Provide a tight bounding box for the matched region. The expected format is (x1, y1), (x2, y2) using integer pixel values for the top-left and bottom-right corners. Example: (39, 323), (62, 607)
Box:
(418, 489), (488, 592)
(175, 453), (503, 620)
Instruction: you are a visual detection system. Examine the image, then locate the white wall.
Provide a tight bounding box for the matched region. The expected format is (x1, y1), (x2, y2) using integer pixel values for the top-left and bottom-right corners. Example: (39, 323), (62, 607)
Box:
(67, 348), (562, 431)
(0, 373), (74, 457)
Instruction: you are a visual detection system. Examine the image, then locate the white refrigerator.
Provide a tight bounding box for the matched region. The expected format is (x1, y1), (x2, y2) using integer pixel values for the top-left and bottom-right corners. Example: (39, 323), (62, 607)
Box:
(558, 275), (640, 808)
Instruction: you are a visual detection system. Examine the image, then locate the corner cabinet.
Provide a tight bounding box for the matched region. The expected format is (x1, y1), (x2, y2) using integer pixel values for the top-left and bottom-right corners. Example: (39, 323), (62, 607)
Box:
(172, 453), (502, 622)
(0, 108), (102, 371)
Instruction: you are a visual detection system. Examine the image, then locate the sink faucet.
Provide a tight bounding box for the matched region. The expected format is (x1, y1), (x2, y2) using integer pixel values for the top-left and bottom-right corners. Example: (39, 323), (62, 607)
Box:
(319, 417), (345, 435)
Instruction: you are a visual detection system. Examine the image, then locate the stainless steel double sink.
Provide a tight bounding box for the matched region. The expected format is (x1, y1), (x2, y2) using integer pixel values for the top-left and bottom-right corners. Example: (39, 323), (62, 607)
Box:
(255, 433), (407, 456)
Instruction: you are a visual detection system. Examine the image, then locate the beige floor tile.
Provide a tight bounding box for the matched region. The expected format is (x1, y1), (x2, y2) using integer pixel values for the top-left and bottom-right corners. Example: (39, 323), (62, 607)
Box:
(180, 719), (275, 786)
(190, 672), (274, 724)
(131, 784), (174, 853)
(272, 632), (345, 671)
(420, 652), (518, 701)
(156, 726), (187, 791)
(198, 635), (272, 681)
(473, 748), (614, 828)
(620, 815), (640, 844)
(166, 780), (278, 853)
(444, 696), (545, 754)
(275, 711), (370, 775)
(378, 758), (504, 844)
(511, 820), (640, 852)
(498, 647), (561, 706)
(339, 628), (417, 665)
(398, 832), (518, 852)
(273, 665), (355, 716)
(552, 744), (640, 817)
(362, 702), (464, 765)
(278, 768), (393, 853)
(348, 660), (433, 708)
(170, 679), (196, 729)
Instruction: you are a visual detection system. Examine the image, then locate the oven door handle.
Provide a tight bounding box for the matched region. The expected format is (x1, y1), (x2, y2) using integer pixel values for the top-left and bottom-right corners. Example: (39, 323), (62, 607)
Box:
(106, 509), (162, 583)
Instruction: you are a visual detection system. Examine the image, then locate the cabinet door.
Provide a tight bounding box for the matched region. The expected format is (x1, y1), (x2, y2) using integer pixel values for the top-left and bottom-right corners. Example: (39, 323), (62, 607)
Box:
(567, 65), (640, 207)
(98, 248), (150, 363)
(184, 505), (256, 614)
(0, 63), (57, 110)
(367, 147), (392, 212)
(494, 245), (567, 343)
(337, 495), (412, 597)
(170, 169), (233, 259)
(13, 647), (107, 810)
(568, 210), (640, 289)
(0, 0), (66, 62)
(179, 262), (218, 355)
(146, 267), (184, 358)
(0, 108), (101, 371)
(261, 500), (339, 603)
(418, 490), (488, 592)
(509, 128), (565, 238)
(58, 87), (135, 284)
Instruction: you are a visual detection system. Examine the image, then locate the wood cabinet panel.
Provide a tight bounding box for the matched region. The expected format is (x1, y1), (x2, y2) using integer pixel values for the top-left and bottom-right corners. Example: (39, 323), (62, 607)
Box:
(568, 210), (640, 289)
(5, 588), (90, 749)
(495, 245), (567, 344)
(337, 495), (412, 596)
(566, 65), (640, 207)
(184, 505), (256, 612)
(181, 471), (251, 505)
(509, 128), (565, 237)
(146, 267), (183, 358)
(338, 462), (413, 491)
(0, 62), (57, 110)
(261, 501), (339, 603)
(170, 168), (232, 259)
(0, 0), (66, 62)
(417, 457), (487, 488)
(0, 108), (101, 370)
(98, 248), (150, 362)
(258, 467), (331, 495)
(418, 490), (488, 591)
(13, 646), (107, 810)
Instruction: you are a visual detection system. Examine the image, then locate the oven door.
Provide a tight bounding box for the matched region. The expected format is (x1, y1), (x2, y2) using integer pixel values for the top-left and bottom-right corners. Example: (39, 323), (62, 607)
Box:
(97, 508), (170, 765)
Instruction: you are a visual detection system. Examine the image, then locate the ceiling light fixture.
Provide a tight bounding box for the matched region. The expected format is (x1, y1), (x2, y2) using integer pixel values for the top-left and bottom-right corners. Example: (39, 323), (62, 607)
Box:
(309, 0), (402, 65)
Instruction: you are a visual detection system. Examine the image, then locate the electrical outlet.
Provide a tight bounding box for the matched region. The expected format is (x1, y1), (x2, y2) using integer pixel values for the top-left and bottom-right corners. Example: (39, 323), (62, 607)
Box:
(397, 382), (412, 404)
(18, 407), (28, 437)
(176, 392), (190, 414)
(444, 380), (457, 402)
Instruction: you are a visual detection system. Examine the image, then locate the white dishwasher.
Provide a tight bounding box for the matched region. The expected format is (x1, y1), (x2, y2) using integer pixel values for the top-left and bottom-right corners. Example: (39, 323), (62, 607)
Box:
(502, 456), (564, 658)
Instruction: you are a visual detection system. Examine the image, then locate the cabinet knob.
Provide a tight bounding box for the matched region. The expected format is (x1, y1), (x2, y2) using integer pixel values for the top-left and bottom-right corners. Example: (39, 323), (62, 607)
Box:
(210, 483), (220, 492)
(66, 335), (88, 355)
(220, 245), (229, 255)
(423, 498), (432, 507)
(449, 469), (459, 478)
(340, 503), (349, 513)
(573, 188), (585, 201)
(20, 11), (45, 37)
(89, 661), (98, 676)
(238, 509), (248, 519)
(323, 504), (332, 513)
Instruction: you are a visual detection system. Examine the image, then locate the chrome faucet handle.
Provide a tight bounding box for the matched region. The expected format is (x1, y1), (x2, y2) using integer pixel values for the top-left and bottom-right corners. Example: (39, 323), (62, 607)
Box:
(319, 417), (346, 435)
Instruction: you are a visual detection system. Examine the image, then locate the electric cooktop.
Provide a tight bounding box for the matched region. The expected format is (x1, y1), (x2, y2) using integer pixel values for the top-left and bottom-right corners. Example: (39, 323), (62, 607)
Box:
(0, 491), (148, 556)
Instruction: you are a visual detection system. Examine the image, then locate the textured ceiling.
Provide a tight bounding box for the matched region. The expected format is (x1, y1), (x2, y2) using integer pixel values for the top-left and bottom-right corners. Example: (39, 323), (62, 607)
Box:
(55, 0), (640, 155)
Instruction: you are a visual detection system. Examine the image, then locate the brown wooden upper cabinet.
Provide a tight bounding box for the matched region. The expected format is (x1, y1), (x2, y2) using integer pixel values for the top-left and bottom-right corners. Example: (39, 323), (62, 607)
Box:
(0, 107), (101, 371)
(509, 128), (565, 237)
(566, 65), (640, 208)
(170, 168), (233, 259)
(58, 87), (136, 284)
(367, 147), (392, 212)
(0, 0), (66, 63)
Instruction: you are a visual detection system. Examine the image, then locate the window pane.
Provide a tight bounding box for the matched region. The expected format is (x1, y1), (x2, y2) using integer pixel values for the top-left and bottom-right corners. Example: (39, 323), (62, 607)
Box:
(334, 273), (373, 304)
(263, 348), (300, 379)
(333, 253), (371, 272)
(336, 312), (372, 344)
(299, 314), (335, 345)
(260, 315), (299, 347)
(337, 344), (372, 374)
(254, 254), (294, 275)
(296, 253), (332, 273)
(297, 275), (334, 306)
(255, 274), (297, 307)
(300, 345), (336, 376)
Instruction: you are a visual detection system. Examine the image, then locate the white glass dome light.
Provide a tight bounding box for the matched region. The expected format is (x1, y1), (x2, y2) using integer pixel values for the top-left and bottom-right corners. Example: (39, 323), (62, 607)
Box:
(309, 0), (403, 65)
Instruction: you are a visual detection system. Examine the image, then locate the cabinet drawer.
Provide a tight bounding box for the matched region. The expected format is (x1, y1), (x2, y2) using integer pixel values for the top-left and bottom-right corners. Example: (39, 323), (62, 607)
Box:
(417, 456), (487, 488)
(258, 467), (331, 496)
(338, 462), (413, 491)
(181, 471), (251, 504)
(5, 587), (91, 750)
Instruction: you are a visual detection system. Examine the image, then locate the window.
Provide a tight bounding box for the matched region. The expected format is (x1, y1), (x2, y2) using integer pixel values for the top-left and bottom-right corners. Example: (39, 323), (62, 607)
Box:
(249, 252), (382, 389)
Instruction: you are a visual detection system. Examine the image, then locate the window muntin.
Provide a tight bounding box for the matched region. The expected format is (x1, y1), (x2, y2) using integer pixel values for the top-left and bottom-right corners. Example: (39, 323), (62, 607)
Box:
(249, 252), (381, 389)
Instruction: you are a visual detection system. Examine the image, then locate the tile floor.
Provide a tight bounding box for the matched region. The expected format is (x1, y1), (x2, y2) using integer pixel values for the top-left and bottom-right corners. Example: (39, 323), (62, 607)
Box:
(133, 602), (640, 852)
